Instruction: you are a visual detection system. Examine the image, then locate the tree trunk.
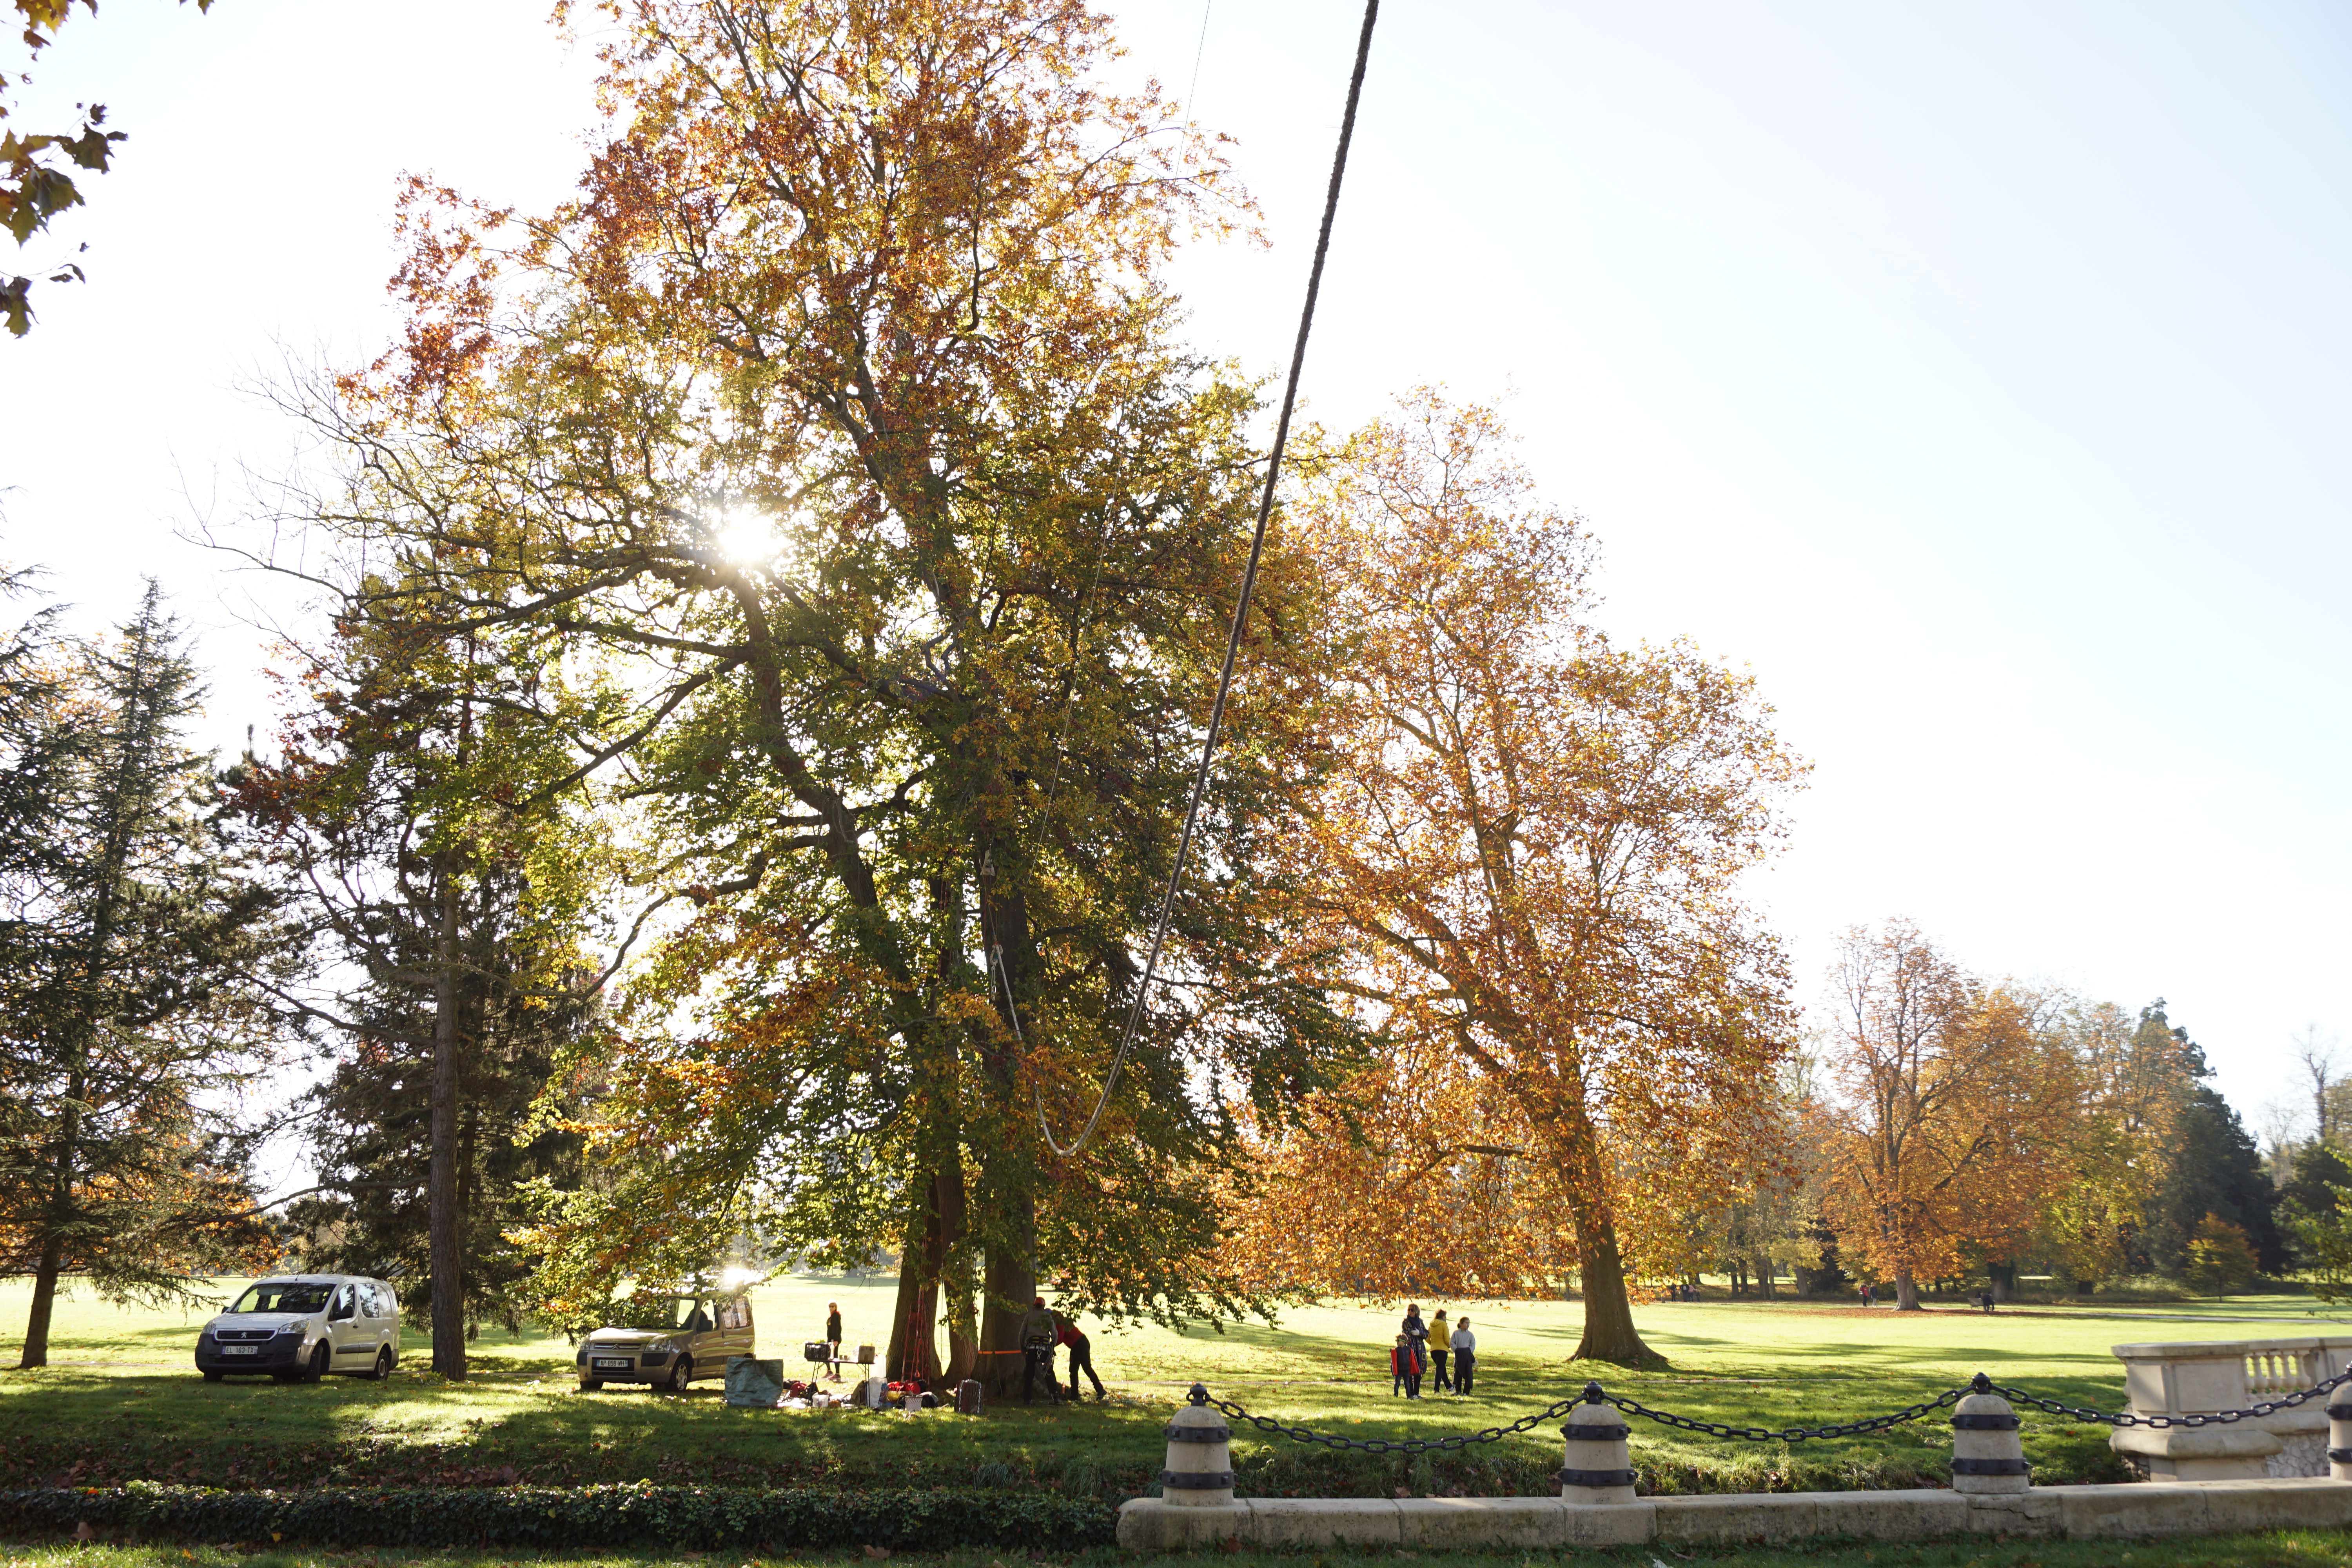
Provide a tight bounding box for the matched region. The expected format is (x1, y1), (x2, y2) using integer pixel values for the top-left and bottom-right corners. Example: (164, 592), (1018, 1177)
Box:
(1755, 1253), (1775, 1299)
(428, 857), (466, 1379)
(978, 1187), (1037, 1399)
(18, 1239), (65, 1370)
(1989, 1261), (2015, 1303)
(887, 1170), (947, 1383)
(1893, 1266), (1922, 1311)
(18, 1074), (82, 1369)
(1568, 1212), (1660, 1365)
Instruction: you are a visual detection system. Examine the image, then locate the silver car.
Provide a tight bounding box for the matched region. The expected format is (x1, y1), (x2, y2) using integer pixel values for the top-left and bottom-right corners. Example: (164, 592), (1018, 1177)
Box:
(195, 1275), (402, 1383)
(575, 1289), (754, 1392)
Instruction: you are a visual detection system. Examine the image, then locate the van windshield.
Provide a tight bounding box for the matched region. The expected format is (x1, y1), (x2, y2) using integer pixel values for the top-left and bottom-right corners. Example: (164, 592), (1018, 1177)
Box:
(229, 1282), (334, 1315)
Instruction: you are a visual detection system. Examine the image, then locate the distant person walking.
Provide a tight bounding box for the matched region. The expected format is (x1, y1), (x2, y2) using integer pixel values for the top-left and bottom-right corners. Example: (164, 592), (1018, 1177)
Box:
(1428, 1310), (1453, 1393)
(824, 1302), (843, 1380)
(1857, 1281), (1874, 1308)
(1400, 1303), (1429, 1399)
(1019, 1295), (1063, 1405)
(1058, 1316), (1107, 1401)
(1451, 1317), (1476, 1396)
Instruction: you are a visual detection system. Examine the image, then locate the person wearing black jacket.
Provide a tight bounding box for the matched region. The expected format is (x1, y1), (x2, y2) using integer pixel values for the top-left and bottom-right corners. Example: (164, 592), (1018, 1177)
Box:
(1399, 1303), (1429, 1399)
(824, 1303), (843, 1380)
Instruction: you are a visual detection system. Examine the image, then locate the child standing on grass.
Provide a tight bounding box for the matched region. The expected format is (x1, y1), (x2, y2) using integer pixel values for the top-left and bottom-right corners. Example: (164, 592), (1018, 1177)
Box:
(1451, 1317), (1475, 1396)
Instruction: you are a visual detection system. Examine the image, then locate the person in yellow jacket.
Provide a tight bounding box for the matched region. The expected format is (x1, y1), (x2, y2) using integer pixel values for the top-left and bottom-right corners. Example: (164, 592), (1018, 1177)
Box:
(1428, 1309), (1454, 1393)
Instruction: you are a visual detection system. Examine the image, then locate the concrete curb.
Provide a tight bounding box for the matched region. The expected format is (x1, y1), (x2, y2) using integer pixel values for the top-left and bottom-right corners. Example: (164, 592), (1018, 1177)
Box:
(1115, 1478), (2352, 1550)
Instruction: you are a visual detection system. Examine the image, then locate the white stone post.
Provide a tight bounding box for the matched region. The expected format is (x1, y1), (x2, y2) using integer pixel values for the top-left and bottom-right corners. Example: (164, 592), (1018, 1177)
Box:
(1162, 1383), (1236, 1508)
(1559, 1381), (1637, 1505)
(1951, 1373), (2031, 1495)
(2329, 1369), (2352, 1483)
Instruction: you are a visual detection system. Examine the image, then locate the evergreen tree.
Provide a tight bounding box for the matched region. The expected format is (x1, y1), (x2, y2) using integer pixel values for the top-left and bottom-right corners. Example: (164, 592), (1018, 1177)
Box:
(231, 581), (612, 1376)
(0, 581), (285, 1367)
(2145, 1085), (2281, 1275)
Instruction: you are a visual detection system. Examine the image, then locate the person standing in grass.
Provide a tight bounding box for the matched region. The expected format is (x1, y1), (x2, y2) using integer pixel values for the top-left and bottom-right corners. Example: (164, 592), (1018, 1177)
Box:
(1400, 1303), (1429, 1399)
(824, 1301), (843, 1380)
(1451, 1316), (1476, 1396)
(1059, 1314), (1107, 1401)
(1428, 1309), (1453, 1393)
(1020, 1295), (1064, 1405)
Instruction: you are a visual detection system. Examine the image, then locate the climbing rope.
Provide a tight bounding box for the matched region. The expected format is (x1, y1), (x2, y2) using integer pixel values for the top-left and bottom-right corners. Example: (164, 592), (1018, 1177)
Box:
(1033, 0), (1382, 1160)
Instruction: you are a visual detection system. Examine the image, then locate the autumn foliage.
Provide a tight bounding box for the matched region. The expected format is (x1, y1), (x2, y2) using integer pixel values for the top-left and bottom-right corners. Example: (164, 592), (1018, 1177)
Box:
(1225, 394), (1807, 1363)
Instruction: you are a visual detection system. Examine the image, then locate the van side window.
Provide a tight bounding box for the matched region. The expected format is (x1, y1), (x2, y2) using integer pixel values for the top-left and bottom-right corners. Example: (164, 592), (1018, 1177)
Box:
(719, 1299), (747, 1331)
(359, 1284), (383, 1318)
(331, 1284), (356, 1319)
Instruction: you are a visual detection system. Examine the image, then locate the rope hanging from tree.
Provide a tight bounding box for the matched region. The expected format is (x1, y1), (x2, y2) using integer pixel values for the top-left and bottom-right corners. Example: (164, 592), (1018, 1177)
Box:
(1029, 0), (1382, 1160)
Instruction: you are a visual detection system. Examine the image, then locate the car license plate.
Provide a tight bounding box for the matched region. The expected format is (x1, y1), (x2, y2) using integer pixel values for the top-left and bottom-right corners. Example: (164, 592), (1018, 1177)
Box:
(223, 1346), (258, 1356)
(592, 1357), (633, 1370)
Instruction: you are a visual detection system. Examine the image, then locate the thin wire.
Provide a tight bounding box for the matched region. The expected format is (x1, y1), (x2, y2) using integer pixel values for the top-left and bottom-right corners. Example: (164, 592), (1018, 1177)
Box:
(1181, 0), (1214, 156)
(1033, 0), (1381, 1160)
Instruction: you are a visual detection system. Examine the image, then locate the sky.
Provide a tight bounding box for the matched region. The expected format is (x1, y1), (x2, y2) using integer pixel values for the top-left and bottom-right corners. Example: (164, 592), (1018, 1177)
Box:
(1, 0), (2345, 1135)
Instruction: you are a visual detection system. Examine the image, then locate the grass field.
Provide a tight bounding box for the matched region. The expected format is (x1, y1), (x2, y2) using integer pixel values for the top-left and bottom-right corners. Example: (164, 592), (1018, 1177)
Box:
(3, 1275), (2345, 1499)
(5, 1535), (2352, 1568)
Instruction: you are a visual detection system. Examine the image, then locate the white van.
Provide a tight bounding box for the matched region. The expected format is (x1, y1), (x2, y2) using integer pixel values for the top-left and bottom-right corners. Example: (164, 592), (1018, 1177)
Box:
(194, 1275), (402, 1383)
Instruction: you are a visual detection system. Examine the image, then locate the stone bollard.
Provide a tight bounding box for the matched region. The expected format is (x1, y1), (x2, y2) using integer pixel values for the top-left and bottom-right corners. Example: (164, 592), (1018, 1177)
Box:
(1559, 1381), (1637, 1505)
(1161, 1383), (1235, 1508)
(2329, 1367), (2352, 1483)
(1950, 1372), (2030, 1495)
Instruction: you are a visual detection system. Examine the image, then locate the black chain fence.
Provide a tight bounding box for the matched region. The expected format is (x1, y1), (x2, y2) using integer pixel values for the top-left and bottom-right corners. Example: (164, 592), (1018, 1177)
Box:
(1185, 1362), (2352, 1455)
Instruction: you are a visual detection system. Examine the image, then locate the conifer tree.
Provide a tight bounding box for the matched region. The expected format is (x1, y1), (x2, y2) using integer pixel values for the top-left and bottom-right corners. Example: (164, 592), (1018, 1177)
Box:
(0, 581), (283, 1368)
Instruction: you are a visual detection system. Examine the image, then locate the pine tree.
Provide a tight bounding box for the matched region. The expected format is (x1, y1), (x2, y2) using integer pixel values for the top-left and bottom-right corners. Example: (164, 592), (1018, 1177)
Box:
(0, 581), (285, 1368)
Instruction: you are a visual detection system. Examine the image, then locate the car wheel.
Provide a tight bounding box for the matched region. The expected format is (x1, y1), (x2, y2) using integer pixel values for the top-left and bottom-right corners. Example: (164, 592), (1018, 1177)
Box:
(367, 1346), (393, 1381)
(578, 1376), (603, 1392)
(664, 1355), (693, 1393)
(201, 1370), (223, 1383)
(303, 1342), (329, 1383)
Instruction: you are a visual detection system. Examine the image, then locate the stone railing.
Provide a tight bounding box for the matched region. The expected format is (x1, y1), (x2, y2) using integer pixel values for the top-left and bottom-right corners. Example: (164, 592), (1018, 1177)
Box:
(2110, 1334), (2352, 1480)
(1122, 1370), (2352, 1550)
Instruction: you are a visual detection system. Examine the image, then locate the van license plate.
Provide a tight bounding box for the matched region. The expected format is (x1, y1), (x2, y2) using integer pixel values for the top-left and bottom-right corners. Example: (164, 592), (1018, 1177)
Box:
(592, 1357), (633, 1370)
(223, 1346), (257, 1356)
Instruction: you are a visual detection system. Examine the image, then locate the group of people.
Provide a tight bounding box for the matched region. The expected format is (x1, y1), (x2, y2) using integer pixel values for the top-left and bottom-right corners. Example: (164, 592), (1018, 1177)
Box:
(816, 1297), (1109, 1405)
(1020, 1295), (1107, 1405)
(1389, 1303), (1476, 1398)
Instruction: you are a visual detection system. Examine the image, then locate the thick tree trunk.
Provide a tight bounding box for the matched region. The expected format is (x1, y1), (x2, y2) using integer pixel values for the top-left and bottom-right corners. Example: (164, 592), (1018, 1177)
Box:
(1893, 1266), (1922, 1311)
(978, 1187), (1037, 1400)
(1569, 1212), (1660, 1366)
(1989, 1261), (2015, 1303)
(886, 1171), (946, 1383)
(428, 860), (466, 1379)
(1755, 1253), (1775, 1299)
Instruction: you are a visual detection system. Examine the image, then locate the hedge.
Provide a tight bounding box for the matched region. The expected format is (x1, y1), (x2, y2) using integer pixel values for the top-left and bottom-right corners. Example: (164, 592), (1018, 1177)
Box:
(0, 1483), (1119, 1551)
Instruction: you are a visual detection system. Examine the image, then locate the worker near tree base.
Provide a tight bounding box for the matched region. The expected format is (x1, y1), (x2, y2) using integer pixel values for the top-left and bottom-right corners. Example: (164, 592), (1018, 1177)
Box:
(1058, 1314), (1106, 1402)
(1019, 1294), (1063, 1404)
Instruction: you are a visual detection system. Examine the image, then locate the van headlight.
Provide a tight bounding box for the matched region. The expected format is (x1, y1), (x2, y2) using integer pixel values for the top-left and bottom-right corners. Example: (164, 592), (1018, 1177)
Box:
(276, 1324), (304, 1336)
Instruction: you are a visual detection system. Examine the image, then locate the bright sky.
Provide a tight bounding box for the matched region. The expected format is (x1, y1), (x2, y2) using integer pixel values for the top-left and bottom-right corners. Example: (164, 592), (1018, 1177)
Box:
(2, 1), (2344, 1134)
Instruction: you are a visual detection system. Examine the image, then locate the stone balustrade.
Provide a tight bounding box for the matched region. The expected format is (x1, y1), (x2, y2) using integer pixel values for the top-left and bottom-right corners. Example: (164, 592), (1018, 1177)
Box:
(2109, 1334), (2352, 1480)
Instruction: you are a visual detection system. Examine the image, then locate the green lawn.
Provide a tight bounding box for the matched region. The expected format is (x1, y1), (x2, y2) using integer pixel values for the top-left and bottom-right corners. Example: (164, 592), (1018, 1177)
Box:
(2, 1276), (2344, 1498)
(5, 1534), (2352, 1568)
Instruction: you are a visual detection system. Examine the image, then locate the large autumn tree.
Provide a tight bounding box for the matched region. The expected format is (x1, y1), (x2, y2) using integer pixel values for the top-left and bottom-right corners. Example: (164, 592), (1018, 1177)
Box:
(1241, 393), (1806, 1365)
(270, 0), (1355, 1391)
(1820, 921), (2083, 1310)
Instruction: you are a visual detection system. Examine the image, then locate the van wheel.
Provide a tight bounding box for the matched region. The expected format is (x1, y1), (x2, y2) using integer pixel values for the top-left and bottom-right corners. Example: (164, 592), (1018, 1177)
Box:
(302, 1343), (329, 1383)
(367, 1347), (393, 1381)
(663, 1355), (693, 1393)
(201, 1370), (223, 1383)
(578, 1376), (603, 1392)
